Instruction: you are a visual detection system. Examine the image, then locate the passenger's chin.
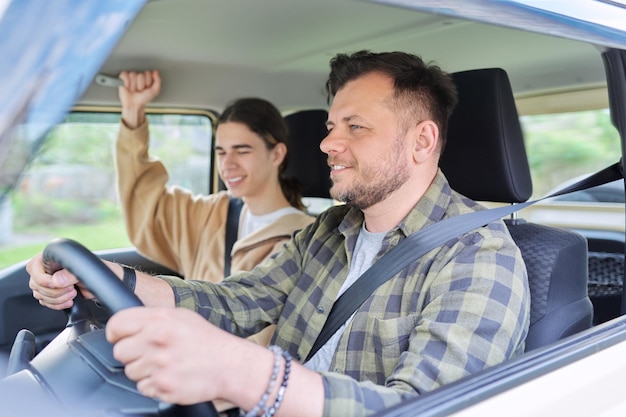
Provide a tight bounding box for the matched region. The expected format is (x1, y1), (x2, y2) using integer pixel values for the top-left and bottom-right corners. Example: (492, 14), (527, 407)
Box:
(226, 184), (245, 197)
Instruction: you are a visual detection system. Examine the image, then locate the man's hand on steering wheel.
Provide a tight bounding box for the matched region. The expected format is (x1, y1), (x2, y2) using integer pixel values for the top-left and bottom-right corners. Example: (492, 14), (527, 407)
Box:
(27, 251), (117, 310)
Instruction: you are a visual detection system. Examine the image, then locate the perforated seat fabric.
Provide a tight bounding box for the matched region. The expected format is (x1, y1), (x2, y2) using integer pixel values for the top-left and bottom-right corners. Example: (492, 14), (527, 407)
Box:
(441, 68), (593, 352)
(506, 221), (590, 349)
(588, 251), (624, 324)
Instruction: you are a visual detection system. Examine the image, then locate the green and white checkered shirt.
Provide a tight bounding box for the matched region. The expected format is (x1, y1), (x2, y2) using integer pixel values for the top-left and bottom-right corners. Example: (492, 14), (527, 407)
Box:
(161, 169), (530, 416)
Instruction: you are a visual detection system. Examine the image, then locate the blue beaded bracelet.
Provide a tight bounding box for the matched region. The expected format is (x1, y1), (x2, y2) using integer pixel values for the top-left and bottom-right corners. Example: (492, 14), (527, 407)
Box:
(264, 349), (291, 417)
(243, 345), (283, 417)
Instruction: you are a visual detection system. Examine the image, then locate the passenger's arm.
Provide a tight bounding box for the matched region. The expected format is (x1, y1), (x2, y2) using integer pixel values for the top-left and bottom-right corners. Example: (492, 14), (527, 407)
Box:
(115, 69), (222, 277)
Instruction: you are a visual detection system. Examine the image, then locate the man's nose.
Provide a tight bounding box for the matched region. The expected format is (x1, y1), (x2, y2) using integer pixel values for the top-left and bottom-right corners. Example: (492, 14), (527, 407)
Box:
(320, 129), (342, 155)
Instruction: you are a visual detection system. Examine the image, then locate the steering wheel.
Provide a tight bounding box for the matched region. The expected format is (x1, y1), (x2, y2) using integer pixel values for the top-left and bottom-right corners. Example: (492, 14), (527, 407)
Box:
(0, 238), (219, 417)
(43, 236), (143, 312)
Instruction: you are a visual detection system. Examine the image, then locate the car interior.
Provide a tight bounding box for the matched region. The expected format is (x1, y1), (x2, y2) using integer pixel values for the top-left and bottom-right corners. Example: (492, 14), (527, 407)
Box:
(0, 61), (610, 414)
(1, 0), (626, 415)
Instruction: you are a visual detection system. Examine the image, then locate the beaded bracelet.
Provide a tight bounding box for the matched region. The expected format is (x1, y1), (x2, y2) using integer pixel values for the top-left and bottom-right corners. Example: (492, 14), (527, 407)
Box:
(264, 349), (292, 417)
(243, 345), (283, 417)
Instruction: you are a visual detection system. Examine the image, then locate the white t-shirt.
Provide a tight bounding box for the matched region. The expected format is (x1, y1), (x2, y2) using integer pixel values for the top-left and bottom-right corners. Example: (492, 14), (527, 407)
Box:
(240, 206), (302, 238)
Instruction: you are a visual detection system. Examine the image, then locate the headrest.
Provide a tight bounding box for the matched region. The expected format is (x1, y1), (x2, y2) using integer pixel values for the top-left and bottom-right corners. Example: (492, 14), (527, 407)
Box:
(284, 109), (332, 199)
(439, 68), (532, 203)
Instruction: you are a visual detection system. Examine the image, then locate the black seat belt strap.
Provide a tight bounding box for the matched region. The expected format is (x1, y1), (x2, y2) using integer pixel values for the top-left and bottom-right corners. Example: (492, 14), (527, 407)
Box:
(305, 161), (623, 362)
(224, 197), (244, 278)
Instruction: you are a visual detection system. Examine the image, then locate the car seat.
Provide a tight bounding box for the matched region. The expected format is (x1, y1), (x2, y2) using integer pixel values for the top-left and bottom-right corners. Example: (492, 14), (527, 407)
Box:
(283, 109), (333, 215)
(440, 68), (593, 351)
(587, 235), (624, 324)
(284, 109), (332, 199)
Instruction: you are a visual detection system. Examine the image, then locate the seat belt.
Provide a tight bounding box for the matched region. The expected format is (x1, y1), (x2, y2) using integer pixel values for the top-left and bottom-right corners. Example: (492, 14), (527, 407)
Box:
(305, 161), (623, 362)
(224, 197), (243, 277)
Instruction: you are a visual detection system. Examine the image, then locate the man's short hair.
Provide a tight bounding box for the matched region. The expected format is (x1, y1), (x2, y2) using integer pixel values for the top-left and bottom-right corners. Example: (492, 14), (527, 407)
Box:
(325, 50), (458, 153)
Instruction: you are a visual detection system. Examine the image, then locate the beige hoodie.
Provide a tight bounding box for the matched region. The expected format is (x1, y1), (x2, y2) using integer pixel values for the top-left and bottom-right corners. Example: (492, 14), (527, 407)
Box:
(115, 120), (315, 345)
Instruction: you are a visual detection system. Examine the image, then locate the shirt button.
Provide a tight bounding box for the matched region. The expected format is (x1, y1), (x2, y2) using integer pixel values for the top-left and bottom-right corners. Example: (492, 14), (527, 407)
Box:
(316, 306), (325, 314)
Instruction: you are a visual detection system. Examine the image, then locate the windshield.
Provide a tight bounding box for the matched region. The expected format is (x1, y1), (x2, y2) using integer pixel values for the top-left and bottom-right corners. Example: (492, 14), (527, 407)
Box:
(0, 0), (146, 200)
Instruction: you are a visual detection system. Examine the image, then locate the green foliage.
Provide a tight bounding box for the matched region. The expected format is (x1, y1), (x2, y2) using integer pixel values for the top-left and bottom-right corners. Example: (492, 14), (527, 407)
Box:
(149, 127), (196, 166)
(35, 123), (118, 169)
(12, 193), (120, 227)
(521, 109), (621, 196)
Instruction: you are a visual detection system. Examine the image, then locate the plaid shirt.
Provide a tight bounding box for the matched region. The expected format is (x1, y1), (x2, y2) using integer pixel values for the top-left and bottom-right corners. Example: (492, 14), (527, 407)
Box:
(162, 170), (530, 416)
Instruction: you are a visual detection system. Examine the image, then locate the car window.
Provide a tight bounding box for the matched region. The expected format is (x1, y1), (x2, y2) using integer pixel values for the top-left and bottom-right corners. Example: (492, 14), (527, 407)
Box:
(517, 106), (625, 233)
(520, 108), (622, 198)
(0, 111), (213, 269)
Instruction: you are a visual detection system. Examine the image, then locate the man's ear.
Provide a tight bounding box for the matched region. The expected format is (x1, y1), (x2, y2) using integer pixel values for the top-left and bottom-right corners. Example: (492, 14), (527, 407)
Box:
(411, 120), (439, 164)
(272, 142), (288, 166)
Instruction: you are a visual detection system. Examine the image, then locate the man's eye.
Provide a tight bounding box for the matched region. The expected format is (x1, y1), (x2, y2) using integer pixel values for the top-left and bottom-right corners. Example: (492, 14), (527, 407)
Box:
(350, 124), (362, 130)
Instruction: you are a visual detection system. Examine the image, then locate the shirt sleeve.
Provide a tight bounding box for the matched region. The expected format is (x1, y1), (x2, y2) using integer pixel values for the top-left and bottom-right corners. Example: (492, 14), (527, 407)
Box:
(116, 120), (224, 276)
(158, 225), (311, 337)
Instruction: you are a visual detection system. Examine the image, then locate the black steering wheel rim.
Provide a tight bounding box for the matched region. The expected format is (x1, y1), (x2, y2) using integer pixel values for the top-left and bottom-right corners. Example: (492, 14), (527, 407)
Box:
(36, 238), (221, 416)
(42, 237), (143, 313)
(2, 238), (146, 412)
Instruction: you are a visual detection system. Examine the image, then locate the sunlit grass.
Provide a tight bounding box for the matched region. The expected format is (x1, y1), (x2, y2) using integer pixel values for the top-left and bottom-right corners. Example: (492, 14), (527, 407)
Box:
(0, 219), (131, 270)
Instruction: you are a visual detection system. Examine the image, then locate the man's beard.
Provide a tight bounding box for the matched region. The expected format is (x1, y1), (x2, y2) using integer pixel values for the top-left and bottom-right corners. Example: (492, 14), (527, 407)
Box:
(331, 136), (410, 210)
